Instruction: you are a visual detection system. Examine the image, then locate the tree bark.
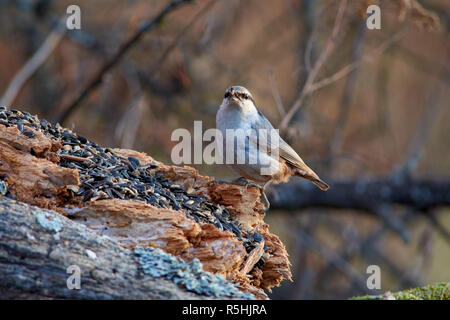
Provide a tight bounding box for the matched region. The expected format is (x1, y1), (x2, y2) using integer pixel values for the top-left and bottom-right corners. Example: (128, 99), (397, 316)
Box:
(0, 197), (245, 299)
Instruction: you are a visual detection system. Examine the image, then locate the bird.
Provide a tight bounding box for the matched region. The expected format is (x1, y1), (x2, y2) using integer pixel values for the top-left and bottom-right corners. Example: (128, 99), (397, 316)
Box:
(216, 85), (329, 213)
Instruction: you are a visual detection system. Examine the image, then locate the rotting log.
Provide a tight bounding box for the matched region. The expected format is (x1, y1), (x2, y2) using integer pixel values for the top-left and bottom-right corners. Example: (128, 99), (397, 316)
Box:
(0, 108), (292, 299)
(0, 197), (251, 299)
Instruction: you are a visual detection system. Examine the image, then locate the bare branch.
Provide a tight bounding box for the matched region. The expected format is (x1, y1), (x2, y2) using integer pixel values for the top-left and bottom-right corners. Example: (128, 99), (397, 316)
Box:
(394, 92), (445, 176)
(292, 226), (370, 293)
(268, 68), (286, 119)
(268, 178), (450, 214)
(279, 13), (406, 133)
(56, 0), (195, 125)
(326, 21), (367, 171)
(150, 0), (216, 77)
(280, 0), (347, 132)
(309, 30), (406, 94)
(268, 178), (450, 242)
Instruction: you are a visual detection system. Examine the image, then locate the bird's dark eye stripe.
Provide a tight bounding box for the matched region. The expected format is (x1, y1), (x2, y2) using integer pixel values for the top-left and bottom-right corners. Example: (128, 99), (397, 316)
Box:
(224, 90), (252, 101)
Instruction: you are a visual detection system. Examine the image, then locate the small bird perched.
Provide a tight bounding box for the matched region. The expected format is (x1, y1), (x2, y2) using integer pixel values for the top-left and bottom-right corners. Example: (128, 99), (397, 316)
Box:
(216, 85), (329, 213)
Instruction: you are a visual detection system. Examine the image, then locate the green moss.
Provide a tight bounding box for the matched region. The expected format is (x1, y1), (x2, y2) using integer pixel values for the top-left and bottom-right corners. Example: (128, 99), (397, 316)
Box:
(393, 282), (449, 300)
(350, 282), (449, 300)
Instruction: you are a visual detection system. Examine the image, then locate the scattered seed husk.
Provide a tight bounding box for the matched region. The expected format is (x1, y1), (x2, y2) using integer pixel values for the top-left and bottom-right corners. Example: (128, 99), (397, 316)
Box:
(0, 107), (265, 261)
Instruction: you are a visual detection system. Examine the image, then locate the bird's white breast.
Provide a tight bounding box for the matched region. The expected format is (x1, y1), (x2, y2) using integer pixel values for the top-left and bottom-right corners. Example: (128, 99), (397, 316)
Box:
(216, 101), (280, 179)
(216, 101), (258, 133)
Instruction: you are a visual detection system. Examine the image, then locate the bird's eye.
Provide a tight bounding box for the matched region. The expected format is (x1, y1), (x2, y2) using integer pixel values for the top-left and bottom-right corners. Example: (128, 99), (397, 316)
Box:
(243, 94), (249, 100)
(224, 92), (231, 98)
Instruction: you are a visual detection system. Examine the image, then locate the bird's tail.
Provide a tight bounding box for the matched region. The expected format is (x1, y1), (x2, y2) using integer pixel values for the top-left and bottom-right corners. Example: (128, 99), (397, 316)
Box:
(292, 167), (330, 191)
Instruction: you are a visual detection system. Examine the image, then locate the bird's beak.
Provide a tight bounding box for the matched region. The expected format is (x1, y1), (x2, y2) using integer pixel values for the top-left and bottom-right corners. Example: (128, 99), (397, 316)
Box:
(228, 90), (241, 103)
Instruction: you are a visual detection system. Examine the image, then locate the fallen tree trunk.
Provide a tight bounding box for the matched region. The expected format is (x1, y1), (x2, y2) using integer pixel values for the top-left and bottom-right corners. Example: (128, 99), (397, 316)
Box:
(0, 107), (291, 299)
(0, 197), (251, 299)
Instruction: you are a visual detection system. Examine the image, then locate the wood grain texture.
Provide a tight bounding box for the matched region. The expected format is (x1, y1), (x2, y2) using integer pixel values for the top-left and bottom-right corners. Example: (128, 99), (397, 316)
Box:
(0, 197), (242, 299)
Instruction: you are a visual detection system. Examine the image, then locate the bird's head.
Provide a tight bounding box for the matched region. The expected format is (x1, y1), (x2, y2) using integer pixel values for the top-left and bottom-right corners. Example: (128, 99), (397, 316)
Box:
(222, 86), (256, 111)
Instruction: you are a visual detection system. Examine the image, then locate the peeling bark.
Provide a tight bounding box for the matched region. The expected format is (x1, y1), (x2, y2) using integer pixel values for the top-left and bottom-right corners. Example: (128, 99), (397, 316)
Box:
(0, 114), (292, 299)
(0, 197), (245, 299)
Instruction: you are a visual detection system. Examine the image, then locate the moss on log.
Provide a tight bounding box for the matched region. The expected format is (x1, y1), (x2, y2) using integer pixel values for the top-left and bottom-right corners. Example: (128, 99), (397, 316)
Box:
(351, 282), (449, 300)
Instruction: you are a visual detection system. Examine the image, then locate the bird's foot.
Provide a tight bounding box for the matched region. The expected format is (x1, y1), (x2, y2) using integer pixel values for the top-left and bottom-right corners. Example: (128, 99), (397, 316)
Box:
(232, 177), (270, 214)
(232, 177), (261, 190)
(258, 189), (270, 214)
(210, 179), (229, 185)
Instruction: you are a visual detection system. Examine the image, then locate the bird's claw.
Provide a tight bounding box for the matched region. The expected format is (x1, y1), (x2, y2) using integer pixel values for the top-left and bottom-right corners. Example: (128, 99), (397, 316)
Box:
(210, 179), (229, 185)
(258, 188), (270, 214)
(232, 177), (260, 191)
(232, 177), (270, 214)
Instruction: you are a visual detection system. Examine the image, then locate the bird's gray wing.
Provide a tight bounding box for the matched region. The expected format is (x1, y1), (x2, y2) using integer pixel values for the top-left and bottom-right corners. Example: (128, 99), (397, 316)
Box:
(250, 109), (307, 168)
(250, 108), (329, 190)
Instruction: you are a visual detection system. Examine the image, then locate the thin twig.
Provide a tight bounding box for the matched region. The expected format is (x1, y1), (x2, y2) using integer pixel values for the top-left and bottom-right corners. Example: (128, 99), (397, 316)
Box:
(0, 19), (66, 107)
(56, 0), (194, 124)
(309, 30), (406, 94)
(376, 203), (410, 242)
(292, 224), (369, 293)
(394, 50), (450, 176)
(280, 0), (347, 132)
(303, 2), (328, 73)
(326, 21), (367, 172)
(268, 68), (286, 118)
(304, 28), (316, 74)
(150, 0), (216, 76)
(114, 65), (145, 149)
(317, 208), (416, 294)
(280, 12), (406, 133)
(399, 95), (441, 173)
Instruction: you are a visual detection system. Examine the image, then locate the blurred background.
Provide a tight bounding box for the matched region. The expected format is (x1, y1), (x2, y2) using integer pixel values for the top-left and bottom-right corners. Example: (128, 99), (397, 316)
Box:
(0, 0), (448, 299)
